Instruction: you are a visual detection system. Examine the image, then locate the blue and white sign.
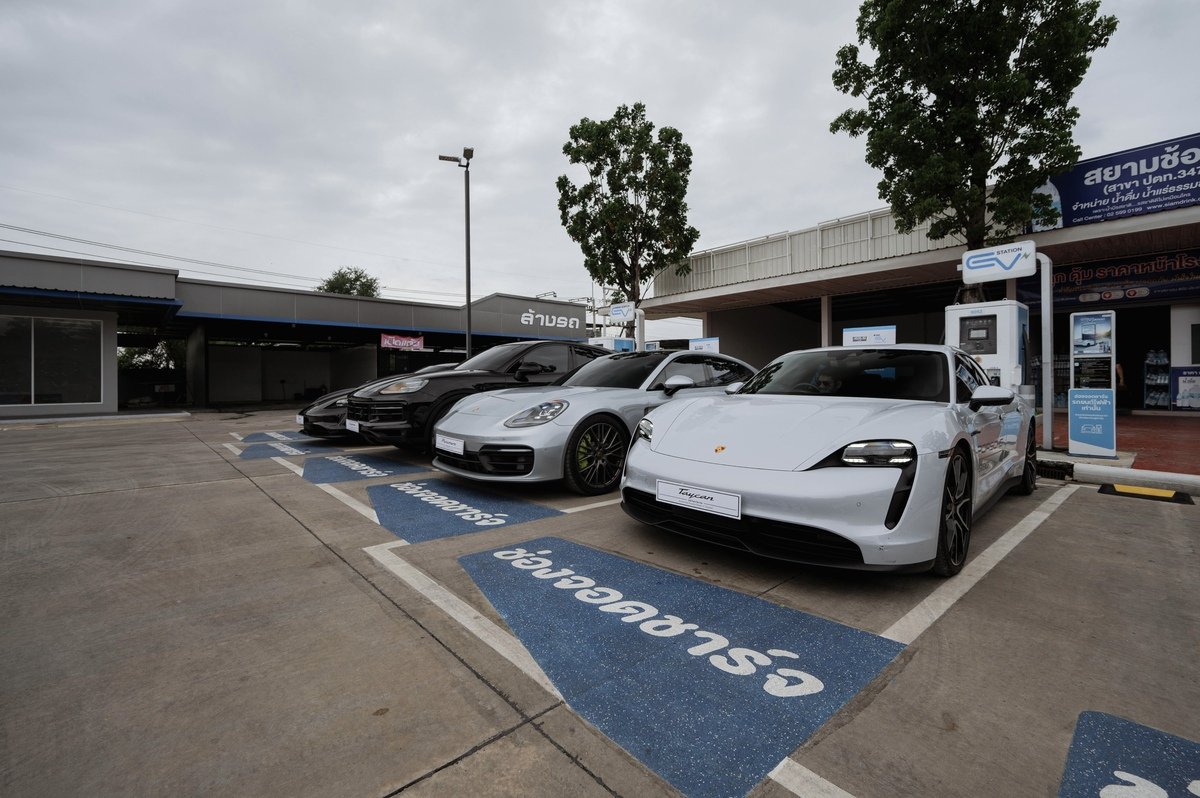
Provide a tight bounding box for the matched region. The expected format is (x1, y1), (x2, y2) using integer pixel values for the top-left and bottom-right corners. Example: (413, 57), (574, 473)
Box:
(688, 336), (720, 353)
(368, 479), (562, 543)
(460, 537), (905, 798)
(1068, 389), (1116, 458)
(1058, 712), (1200, 798)
(842, 325), (897, 346)
(1033, 132), (1200, 231)
(301, 454), (424, 484)
(610, 302), (635, 321)
(961, 240), (1038, 284)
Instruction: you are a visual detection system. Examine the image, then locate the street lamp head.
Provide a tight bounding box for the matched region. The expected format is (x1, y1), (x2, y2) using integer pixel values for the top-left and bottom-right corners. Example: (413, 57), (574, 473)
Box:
(438, 154), (460, 163)
(462, 147), (474, 160)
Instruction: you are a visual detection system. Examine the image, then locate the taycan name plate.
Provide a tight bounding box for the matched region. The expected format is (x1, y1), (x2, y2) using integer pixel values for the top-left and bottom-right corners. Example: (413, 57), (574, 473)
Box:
(460, 536), (905, 798)
(656, 479), (741, 519)
(435, 434), (464, 455)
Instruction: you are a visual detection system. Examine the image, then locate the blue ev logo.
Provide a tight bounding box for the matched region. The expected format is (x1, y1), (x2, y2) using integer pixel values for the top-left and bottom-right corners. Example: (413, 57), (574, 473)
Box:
(961, 240), (1037, 284)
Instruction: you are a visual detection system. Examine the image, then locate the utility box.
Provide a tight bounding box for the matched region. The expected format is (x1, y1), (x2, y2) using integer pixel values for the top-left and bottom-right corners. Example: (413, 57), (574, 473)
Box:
(945, 300), (1030, 390)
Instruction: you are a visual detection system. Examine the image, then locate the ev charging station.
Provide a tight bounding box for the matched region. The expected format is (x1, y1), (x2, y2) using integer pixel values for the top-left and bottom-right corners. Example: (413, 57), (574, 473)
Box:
(944, 299), (1031, 389)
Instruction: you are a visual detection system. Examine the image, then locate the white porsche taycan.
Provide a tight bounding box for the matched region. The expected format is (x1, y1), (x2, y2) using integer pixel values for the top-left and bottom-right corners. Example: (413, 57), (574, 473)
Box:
(620, 344), (1037, 576)
(432, 350), (756, 495)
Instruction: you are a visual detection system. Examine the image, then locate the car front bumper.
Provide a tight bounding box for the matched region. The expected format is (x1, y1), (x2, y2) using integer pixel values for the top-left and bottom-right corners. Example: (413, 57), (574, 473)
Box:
(431, 413), (567, 483)
(619, 440), (945, 569)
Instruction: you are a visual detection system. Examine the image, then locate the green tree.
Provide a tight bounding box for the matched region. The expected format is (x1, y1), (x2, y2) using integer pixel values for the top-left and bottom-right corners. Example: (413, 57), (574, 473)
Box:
(831, 0), (1117, 252)
(556, 102), (700, 323)
(316, 267), (380, 297)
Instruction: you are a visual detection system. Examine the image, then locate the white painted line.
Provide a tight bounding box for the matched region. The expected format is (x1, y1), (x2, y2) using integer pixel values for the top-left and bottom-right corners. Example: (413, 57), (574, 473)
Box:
(222, 442), (242, 456)
(229, 431), (244, 441)
(769, 759), (858, 798)
(882, 484), (1079, 645)
(270, 456), (304, 476)
(561, 497), (623, 514)
(363, 542), (563, 700)
(317, 482), (379, 524)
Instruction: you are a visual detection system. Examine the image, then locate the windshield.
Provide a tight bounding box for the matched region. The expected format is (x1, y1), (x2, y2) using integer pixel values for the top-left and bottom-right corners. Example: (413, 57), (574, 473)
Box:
(739, 349), (949, 402)
(455, 344), (522, 372)
(562, 351), (669, 388)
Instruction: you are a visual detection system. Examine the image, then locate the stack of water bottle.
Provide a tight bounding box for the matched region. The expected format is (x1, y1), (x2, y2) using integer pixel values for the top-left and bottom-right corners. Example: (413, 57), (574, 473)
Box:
(1144, 350), (1171, 408)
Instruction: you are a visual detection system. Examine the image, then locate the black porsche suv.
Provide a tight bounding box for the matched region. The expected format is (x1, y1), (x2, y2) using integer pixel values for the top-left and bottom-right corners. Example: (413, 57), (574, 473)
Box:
(345, 339), (609, 449)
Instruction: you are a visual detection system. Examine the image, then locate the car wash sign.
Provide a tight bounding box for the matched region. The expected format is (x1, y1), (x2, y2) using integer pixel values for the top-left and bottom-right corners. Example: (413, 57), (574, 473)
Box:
(381, 333), (424, 350)
(962, 240), (1037, 284)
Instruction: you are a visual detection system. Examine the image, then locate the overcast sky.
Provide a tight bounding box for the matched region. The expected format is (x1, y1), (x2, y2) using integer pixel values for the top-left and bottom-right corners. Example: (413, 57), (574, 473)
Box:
(1, 0), (1197, 339)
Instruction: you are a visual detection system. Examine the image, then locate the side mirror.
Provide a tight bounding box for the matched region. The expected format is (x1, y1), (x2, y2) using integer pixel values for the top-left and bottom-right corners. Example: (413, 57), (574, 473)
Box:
(968, 384), (1015, 411)
(724, 382), (744, 395)
(662, 374), (695, 396)
(514, 363), (542, 382)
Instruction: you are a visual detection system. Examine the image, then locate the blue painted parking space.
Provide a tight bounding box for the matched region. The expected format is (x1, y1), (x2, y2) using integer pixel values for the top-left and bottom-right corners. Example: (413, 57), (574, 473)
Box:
(1059, 712), (1199, 797)
(237, 440), (347, 459)
(368, 479), (562, 544)
(301, 454), (425, 484)
(459, 536), (906, 798)
(239, 430), (311, 443)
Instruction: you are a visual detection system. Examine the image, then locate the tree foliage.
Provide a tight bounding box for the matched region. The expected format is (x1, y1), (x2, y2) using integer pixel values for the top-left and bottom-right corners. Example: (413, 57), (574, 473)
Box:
(316, 267), (381, 297)
(556, 102), (700, 311)
(831, 0), (1117, 249)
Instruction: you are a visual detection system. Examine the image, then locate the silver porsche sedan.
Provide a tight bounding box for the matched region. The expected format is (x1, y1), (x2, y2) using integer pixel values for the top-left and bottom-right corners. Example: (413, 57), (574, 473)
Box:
(620, 344), (1037, 576)
(431, 350), (756, 495)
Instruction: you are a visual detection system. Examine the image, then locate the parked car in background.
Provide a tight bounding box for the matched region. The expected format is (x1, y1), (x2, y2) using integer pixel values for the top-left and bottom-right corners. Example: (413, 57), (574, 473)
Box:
(296, 363), (458, 438)
(621, 344), (1037, 576)
(432, 350), (756, 495)
(345, 340), (609, 450)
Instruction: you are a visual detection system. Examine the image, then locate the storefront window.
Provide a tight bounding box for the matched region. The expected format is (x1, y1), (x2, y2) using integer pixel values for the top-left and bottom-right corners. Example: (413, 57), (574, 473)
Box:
(0, 316), (33, 404)
(0, 316), (101, 405)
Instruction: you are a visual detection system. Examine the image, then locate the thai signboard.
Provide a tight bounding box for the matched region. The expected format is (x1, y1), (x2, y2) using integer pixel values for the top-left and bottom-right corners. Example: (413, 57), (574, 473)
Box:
(1017, 249), (1200, 307)
(381, 334), (424, 350)
(1032, 132), (1200, 230)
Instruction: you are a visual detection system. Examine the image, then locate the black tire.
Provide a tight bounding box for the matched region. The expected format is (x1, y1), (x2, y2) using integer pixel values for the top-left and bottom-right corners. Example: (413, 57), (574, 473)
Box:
(1011, 424), (1038, 496)
(933, 448), (973, 577)
(562, 415), (630, 496)
(424, 401), (456, 453)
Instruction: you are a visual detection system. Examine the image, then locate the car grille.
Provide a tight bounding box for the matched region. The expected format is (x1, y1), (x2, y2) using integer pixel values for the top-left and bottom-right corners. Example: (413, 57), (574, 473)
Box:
(437, 445), (535, 476)
(622, 488), (864, 565)
(346, 398), (406, 423)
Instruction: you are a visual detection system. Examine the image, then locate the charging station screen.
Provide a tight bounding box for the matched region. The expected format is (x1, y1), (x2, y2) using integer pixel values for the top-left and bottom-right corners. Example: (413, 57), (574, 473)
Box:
(959, 316), (997, 355)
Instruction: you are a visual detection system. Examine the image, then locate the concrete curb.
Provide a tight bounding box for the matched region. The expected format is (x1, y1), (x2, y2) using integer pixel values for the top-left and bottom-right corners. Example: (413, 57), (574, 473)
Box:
(1037, 460), (1200, 493)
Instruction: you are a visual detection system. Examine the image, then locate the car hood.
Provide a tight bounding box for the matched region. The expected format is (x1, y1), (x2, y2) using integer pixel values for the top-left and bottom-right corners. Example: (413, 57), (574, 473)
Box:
(450, 386), (637, 419)
(647, 394), (948, 471)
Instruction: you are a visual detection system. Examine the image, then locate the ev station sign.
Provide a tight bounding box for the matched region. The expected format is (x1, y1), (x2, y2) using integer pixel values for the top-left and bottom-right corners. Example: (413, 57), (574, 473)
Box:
(461, 536), (905, 798)
(961, 240), (1038, 284)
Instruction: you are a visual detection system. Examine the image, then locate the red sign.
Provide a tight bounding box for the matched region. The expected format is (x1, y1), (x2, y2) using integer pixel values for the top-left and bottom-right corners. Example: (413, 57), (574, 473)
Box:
(381, 334), (424, 350)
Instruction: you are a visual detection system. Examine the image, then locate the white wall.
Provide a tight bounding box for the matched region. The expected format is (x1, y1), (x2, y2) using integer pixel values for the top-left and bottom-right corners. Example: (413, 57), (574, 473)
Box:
(1170, 304), (1200, 365)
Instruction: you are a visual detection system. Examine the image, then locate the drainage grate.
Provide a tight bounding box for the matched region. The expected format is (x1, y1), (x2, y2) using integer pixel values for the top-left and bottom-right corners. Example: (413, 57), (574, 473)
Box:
(1037, 460), (1074, 481)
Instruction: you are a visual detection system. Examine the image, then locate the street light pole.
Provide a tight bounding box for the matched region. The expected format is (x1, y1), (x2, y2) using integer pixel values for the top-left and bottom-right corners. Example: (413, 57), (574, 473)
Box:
(439, 147), (474, 358)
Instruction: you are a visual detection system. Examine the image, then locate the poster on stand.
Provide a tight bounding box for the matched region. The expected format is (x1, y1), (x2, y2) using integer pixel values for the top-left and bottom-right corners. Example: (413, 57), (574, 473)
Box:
(1069, 311), (1117, 458)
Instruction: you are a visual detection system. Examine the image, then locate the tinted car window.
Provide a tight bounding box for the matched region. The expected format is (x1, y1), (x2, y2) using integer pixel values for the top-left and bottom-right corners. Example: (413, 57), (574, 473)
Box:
(740, 349), (949, 402)
(652, 355), (711, 389)
(519, 343), (570, 374)
(457, 344), (522, 372)
(700, 355), (754, 386)
(562, 351), (669, 389)
(571, 345), (606, 369)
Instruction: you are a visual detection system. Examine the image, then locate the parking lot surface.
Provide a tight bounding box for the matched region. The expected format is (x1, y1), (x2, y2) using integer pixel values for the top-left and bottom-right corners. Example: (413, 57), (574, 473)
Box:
(1, 410), (1197, 797)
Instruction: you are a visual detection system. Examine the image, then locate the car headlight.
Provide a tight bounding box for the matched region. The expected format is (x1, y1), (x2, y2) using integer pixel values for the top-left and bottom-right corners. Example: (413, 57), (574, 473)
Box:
(635, 417), (653, 442)
(379, 378), (428, 395)
(505, 400), (569, 428)
(840, 440), (915, 466)
(332, 397), (348, 407)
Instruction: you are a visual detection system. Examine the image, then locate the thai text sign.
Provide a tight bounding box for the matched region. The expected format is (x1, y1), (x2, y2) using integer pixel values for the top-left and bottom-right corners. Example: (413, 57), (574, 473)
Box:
(1017, 249), (1200, 307)
(381, 333), (424, 350)
(1035, 132), (1200, 230)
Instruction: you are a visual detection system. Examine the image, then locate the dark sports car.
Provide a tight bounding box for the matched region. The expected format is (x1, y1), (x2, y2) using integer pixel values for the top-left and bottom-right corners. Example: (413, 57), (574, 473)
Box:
(296, 363), (458, 438)
(345, 340), (609, 449)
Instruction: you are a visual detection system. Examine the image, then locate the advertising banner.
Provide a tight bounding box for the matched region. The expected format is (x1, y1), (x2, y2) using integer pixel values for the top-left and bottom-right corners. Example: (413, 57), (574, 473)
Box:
(1068, 389), (1117, 457)
(380, 333), (424, 350)
(1170, 366), (1200, 410)
(842, 325), (897, 346)
(1032, 132), (1200, 230)
(1017, 250), (1200, 308)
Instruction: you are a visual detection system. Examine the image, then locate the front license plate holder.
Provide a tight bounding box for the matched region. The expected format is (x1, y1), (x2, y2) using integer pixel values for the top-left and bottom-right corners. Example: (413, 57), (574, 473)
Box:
(346, 419), (360, 433)
(656, 479), (742, 519)
(435, 434), (464, 455)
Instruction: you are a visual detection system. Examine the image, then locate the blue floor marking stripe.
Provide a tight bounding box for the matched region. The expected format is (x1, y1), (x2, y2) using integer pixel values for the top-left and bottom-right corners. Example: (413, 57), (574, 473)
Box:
(1059, 712), (1199, 797)
(301, 454), (425, 484)
(368, 479), (562, 544)
(238, 441), (346, 459)
(240, 430), (311, 442)
(460, 536), (906, 798)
